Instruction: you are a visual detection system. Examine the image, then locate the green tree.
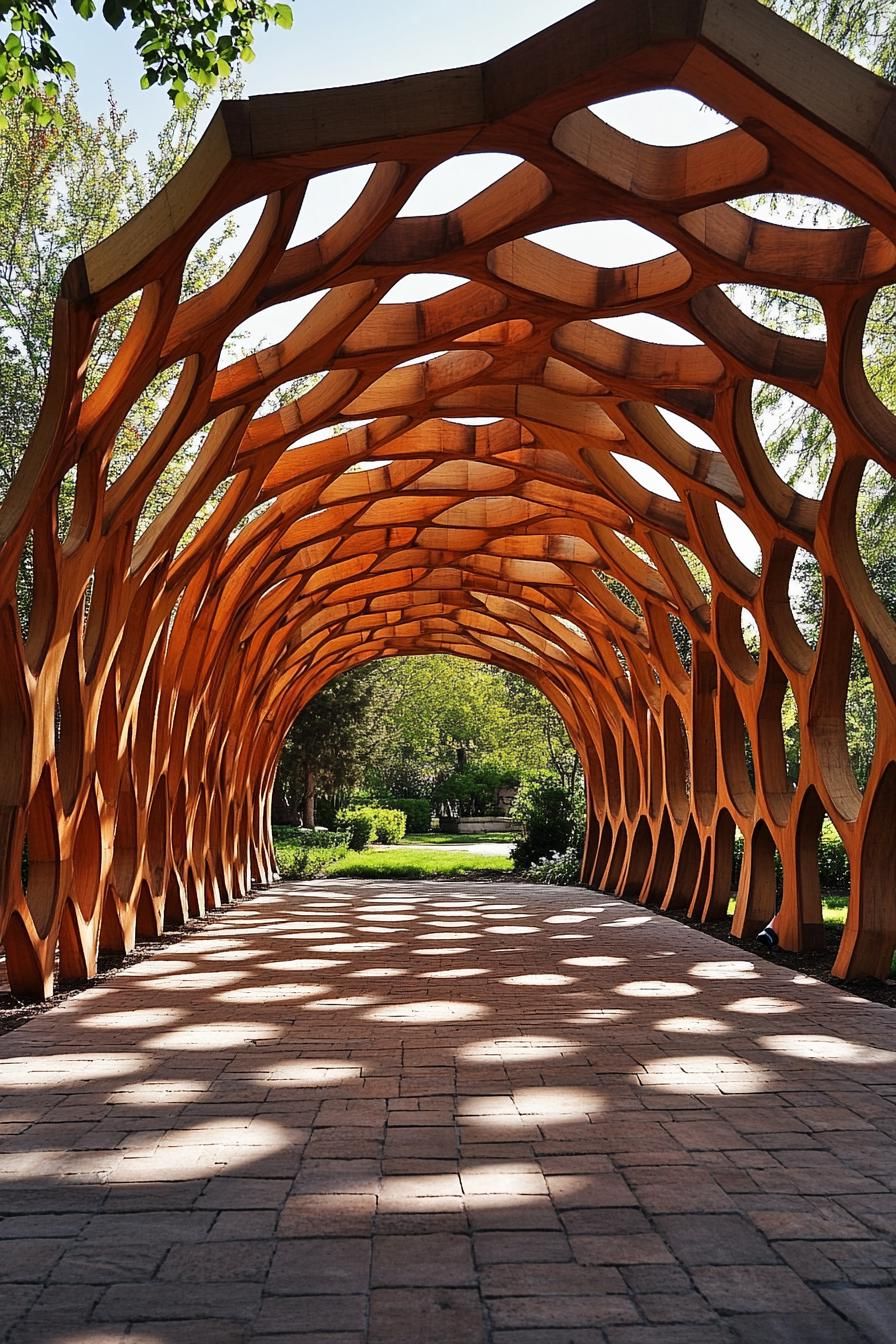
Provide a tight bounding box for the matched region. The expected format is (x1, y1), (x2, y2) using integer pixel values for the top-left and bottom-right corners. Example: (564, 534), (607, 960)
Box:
(1, 82), (241, 625)
(500, 670), (580, 795)
(361, 655), (579, 799)
(273, 666), (388, 828)
(764, 0), (896, 80)
(0, 0), (292, 127)
(364, 655), (513, 792)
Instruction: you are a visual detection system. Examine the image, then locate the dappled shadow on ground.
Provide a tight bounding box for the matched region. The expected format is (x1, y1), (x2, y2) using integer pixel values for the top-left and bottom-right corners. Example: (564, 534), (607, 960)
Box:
(0, 880), (894, 1342)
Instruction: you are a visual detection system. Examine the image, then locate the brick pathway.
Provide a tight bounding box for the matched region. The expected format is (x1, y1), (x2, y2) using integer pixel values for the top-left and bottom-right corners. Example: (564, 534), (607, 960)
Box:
(1, 880), (895, 1343)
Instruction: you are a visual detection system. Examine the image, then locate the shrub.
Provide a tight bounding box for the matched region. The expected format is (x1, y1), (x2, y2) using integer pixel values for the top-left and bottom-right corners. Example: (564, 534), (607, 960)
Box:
(511, 773), (582, 870)
(273, 828), (350, 878)
(336, 805), (406, 848)
(370, 806), (407, 844)
(336, 808), (376, 850)
(376, 797), (432, 834)
(526, 845), (583, 886)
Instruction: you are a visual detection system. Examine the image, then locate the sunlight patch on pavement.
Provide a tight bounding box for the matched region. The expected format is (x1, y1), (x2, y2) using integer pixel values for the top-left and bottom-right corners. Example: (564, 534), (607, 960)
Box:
(365, 998), (489, 1023)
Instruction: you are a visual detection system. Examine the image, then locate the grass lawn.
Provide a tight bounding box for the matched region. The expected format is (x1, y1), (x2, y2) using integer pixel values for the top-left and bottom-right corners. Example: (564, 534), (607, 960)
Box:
(726, 892), (849, 927)
(401, 832), (516, 846)
(325, 847), (515, 879)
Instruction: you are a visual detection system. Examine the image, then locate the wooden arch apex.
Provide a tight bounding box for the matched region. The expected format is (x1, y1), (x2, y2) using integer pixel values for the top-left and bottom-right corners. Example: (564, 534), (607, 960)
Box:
(2, 0), (896, 998)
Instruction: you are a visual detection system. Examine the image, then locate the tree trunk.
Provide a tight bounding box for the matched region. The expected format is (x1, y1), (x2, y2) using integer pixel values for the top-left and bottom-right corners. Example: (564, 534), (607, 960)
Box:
(302, 765), (316, 828)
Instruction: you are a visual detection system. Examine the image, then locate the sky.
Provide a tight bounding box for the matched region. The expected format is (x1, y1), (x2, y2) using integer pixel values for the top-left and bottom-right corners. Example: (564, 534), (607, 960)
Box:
(52, 0), (762, 567)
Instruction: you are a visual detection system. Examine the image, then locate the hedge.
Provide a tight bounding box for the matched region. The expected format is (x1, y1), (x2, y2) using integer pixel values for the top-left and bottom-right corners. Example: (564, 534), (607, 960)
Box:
(373, 797), (432, 834)
(337, 809), (375, 850)
(272, 827), (350, 879)
(337, 806), (407, 849)
(272, 827), (349, 849)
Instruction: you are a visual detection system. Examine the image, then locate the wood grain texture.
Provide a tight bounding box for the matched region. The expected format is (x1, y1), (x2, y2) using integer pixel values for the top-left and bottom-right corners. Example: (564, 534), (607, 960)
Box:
(2, 0), (895, 998)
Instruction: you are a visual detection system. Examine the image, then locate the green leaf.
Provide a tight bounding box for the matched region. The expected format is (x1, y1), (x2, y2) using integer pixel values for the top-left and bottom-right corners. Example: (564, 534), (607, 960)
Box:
(101, 0), (126, 30)
(274, 3), (293, 29)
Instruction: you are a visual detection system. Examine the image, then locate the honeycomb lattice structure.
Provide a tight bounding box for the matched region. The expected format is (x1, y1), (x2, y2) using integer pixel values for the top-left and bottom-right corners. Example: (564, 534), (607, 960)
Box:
(2, 0), (896, 998)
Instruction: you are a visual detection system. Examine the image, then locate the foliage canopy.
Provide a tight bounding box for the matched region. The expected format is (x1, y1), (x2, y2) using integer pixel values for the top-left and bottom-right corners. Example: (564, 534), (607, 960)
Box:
(0, 0), (292, 126)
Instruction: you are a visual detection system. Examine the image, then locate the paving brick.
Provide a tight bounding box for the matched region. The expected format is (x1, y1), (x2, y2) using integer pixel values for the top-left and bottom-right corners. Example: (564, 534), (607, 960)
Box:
(774, 1239), (842, 1282)
(210, 1209), (279, 1239)
(748, 1205), (873, 1240)
(561, 1207), (653, 1236)
(620, 1263), (692, 1294)
(118, 1322), (248, 1344)
(653, 1213), (779, 1265)
(572, 1234), (675, 1265)
(604, 1327), (731, 1344)
(78, 1211), (217, 1242)
(0, 1239), (68, 1281)
(368, 1287), (486, 1343)
(371, 1232), (475, 1286)
(267, 1237), (370, 1295)
(278, 1193), (376, 1237)
(157, 1240), (274, 1281)
(0, 882), (895, 1342)
(374, 1209), (468, 1234)
(197, 1178), (293, 1209)
(255, 1292), (367, 1333)
(466, 1195), (562, 1231)
(693, 1264), (824, 1313)
(488, 1293), (640, 1329)
(626, 1171), (735, 1214)
(98, 1283), (257, 1324)
(492, 1331), (605, 1344)
(0, 1214), (87, 1239)
(461, 1166), (548, 1196)
(50, 1244), (166, 1283)
(480, 1263), (626, 1296)
(728, 1308), (864, 1343)
(638, 1291), (719, 1323)
(250, 1335), (361, 1344)
(474, 1230), (572, 1264)
(546, 1174), (636, 1209)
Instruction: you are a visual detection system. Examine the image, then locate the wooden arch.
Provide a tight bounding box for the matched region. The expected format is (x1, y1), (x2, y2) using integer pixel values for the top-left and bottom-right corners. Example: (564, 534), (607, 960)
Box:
(2, 0), (896, 999)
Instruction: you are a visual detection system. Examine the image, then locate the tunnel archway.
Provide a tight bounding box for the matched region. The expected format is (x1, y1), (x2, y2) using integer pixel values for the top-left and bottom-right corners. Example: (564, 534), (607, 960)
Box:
(1, 0), (896, 998)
